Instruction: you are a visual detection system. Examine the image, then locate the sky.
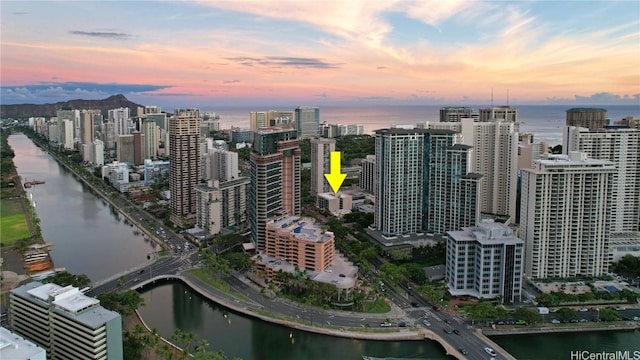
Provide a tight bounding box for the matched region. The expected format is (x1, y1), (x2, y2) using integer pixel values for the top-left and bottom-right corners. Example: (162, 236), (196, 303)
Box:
(1, 0), (639, 108)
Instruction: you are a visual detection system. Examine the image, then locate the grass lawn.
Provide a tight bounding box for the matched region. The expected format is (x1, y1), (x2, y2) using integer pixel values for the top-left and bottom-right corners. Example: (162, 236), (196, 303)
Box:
(0, 198), (30, 246)
(363, 298), (391, 313)
(186, 268), (250, 301)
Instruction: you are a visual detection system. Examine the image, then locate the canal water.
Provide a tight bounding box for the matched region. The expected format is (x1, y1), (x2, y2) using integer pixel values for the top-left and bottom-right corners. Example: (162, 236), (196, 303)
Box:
(9, 134), (158, 282)
(10, 133), (640, 360)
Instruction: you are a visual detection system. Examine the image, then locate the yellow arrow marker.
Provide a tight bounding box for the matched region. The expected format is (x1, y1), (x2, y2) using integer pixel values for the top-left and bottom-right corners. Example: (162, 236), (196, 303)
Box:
(324, 151), (347, 193)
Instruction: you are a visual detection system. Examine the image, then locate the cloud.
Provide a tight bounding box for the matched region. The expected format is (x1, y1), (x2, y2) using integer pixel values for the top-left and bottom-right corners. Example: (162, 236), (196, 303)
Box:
(0, 82), (172, 104)
(225, 56), (341, 69)
(69, 30), (133, 39)
(12, 11), (28, 15)
(223, 80), (240, 84)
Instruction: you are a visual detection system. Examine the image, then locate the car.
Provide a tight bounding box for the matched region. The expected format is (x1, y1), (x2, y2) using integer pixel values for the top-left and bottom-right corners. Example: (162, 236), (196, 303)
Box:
(551, 319), (561, 324)
(380, 322), (392, 327)
(579, 307), (588, 312)
(398, 322), (407, 327)
(485, 347), (497, 356)
(422, 319), (431, 327)
(411, 302), (419, 307)
(579, 318), (588, 323)
(515, 320), (527, 325)
(137, 269), (145, 274)
(458, 347), (468, 355)
(443, 327), (452, 334)
(453, 329), (461, 336)
(444, 319), (451, 324)
(615, 306), (626, 311)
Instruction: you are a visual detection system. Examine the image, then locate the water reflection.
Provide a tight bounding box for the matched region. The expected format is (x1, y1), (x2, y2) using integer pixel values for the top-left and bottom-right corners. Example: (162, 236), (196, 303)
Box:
(139, 282), (449, 360)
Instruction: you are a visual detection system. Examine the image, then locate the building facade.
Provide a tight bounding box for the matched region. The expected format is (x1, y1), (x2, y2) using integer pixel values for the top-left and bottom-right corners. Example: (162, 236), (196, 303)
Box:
(169, 108), (201, 227)
(194, 178), (249, 235)
(566, 108), (608, 130)
(564, 126), (640, 232)
(249, 129), (301, 249)
(310, 138), (335, 198)
(373, 128), (481, 237)
(446, 221), (524, 303)
(294, 106), (320, 139)
(108, 107), (130, 136)
(9, 282), (123, 360)
(520, 152), (615, 279)
(439, 106), (476, 122)
(360, 155), (376, 194)
(479, 106), (517, 122)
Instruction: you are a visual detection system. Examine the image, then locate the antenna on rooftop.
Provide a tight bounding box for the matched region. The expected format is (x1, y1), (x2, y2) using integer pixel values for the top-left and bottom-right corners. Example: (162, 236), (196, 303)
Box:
(491, 88), (494, 108)
(507, 88), (510, 107)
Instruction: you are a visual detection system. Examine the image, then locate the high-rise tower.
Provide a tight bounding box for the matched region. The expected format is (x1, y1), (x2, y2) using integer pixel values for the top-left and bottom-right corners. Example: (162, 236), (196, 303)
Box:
(310, 138), (335, 198)
(169, 108), (201, 227)
(520, 152), (615, 279)
(249, 128), (301, 249)
(295, 106), (320, 139)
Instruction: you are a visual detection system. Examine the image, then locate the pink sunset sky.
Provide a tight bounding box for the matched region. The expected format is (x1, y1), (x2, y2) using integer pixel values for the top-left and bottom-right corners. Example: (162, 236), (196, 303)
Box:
(1, 1), (639, 107)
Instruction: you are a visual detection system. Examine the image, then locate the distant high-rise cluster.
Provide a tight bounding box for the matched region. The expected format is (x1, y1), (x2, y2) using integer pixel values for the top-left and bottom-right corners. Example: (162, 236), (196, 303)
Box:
(566, 107), (608, 130)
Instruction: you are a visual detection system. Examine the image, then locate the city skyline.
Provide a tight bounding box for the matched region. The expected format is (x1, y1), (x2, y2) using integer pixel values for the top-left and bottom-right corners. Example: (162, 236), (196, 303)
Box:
(1, 1), (639, 107)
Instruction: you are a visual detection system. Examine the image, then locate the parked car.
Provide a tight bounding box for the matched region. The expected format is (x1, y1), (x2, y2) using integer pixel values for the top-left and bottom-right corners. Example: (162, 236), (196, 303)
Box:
(380, 322), (392, 327)
(551, 319), (560, 324)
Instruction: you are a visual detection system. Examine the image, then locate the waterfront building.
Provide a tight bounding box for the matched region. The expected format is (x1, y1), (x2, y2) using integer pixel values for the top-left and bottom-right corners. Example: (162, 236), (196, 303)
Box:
(60, 119), (74, 150)
(265, 216), (334, 271)
(446, 221), (524, 303)
(142, 119), (160, 160)
(439, 106), (477, 122)
(169, 108), (201, 227)
(9, 282), (123, 360)
(479, 106), (517, 122)
(614, 116), (640, 130)
(373, 128), (481, 238)
(360, 155), (375, 194)
(566, 108), (608, 130)
(250, 110), (294, 130)
(564, 126), (640, 232)
(0, 327), (47, 360)
(80, 110), (96, 145)
(248, 128), (301, 250)
(520, 152), (615, 279)
(46, 121), (58, 143)
(194, 178), (249, 235)
(319, 123), (365, 138)
(102, 161), (129, 188)
(116, 134), (135, 164)
(56, 108), (77, 144)
(310, 138), (335, 199)
(108, 107), (130, 136)
(295, 106), (320, 139)
(91, 139), (105, 166)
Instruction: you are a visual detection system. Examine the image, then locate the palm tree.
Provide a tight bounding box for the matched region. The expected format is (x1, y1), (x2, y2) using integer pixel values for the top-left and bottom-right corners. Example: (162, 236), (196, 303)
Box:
(194, 339), (210, 353)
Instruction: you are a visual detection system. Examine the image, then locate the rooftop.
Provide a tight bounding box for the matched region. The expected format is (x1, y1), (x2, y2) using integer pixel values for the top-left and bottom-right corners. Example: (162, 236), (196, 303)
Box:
(267, 216), (333, 243)
(448, 221), (523, 245)
(0, 327), (46, 359)
(12, 281), (121, 329)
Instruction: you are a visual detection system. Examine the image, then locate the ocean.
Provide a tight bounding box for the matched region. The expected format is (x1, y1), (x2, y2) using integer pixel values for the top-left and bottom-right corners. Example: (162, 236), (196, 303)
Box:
(207, 104), (639, 146)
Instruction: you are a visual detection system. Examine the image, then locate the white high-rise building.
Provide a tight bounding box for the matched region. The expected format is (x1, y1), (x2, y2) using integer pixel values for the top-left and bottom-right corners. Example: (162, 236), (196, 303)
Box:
(9, 282), (123, 360)
(564, 127), (640, 232)
(60, 119), (74, 149)
(92, 139), (105, 166)
(109, 107), (130, 136)
(520, 152), (615, 279)
(310, 138), (335, 197)
(417, 119), (519, 221)
(446, 221), (524, 303)
(142, 120), (160, 160)
(295, 106), (320, 139)
(202, 147), (239, 182)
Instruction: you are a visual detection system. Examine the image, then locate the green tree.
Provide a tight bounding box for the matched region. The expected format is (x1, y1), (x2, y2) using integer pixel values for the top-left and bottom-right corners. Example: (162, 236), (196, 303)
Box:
(556, 308), (578, 322)
(599, 308), (619, 322)
(513, 307), (542, 323)
(42, 271), (91, 288)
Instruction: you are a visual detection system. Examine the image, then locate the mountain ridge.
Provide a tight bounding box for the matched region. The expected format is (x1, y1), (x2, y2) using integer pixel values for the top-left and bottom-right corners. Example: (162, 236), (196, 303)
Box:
(0, 94), (145, 118)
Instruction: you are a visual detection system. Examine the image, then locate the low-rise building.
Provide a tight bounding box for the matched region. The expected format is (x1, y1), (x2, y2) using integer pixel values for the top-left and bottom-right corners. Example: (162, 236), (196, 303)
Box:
(0, 327), (46, 360)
